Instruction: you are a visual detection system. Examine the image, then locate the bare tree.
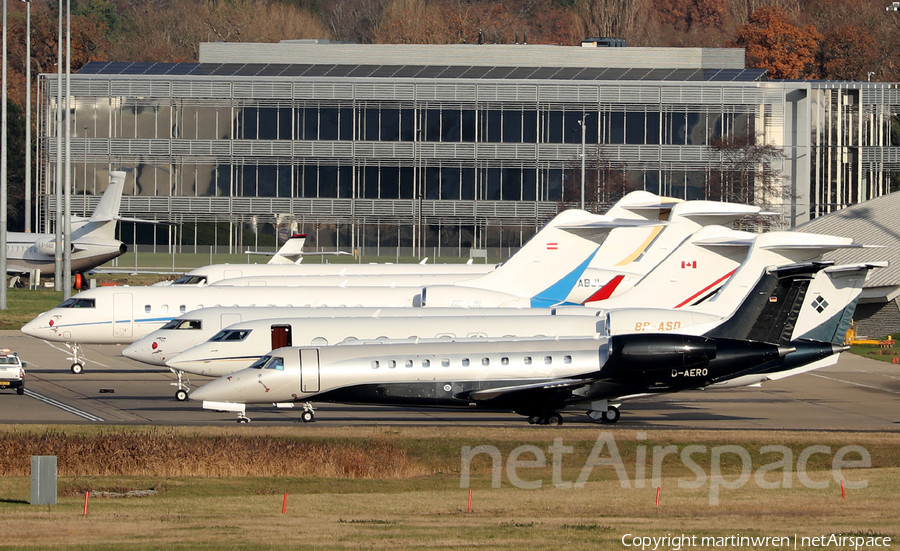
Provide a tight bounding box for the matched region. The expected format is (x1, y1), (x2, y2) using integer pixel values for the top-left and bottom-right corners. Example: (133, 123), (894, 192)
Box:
(560, 146), (637, 214)
(324, 0), (390, 44)
(707, 133), (788, 230)
(571, 0), (649, 41)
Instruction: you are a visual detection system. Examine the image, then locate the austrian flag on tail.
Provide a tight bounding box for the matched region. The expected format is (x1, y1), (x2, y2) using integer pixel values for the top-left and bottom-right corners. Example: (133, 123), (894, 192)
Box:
(547, 243), (558, 250)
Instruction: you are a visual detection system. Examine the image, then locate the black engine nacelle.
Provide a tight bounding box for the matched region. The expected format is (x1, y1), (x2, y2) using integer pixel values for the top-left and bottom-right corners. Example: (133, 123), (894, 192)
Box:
(611, 333), (716, 372)
(605, 333), (785, 391)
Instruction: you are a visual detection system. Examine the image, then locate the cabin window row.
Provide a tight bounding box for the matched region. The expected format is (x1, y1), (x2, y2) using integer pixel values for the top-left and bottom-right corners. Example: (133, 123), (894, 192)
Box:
(370, 355), (573, 369)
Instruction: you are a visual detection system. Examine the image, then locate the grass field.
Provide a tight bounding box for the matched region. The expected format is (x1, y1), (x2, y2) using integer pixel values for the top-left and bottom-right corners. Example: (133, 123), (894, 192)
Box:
(1, 426), (898, 550)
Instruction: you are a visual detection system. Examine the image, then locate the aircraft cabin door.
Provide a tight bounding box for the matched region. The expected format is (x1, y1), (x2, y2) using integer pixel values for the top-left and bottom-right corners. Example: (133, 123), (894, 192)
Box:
(113, 293), (133, 338)
(271, 325), (292, 350)
(300, 348), (320, 393)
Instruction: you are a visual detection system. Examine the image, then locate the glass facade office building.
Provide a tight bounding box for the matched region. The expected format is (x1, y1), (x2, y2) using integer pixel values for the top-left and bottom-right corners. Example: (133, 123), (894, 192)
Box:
(37, 42), (899, 254)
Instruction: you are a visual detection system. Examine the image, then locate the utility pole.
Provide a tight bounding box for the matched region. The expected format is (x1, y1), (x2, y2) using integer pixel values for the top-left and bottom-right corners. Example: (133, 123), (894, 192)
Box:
(63, 0), (71, 299)
(1, 0), (8, 309)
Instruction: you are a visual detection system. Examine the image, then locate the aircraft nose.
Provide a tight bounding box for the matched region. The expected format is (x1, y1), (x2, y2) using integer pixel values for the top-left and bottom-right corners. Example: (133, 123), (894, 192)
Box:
(21, 315), (48, 338)
(123, 338), (165, 365)
(189, 376), (236, 402)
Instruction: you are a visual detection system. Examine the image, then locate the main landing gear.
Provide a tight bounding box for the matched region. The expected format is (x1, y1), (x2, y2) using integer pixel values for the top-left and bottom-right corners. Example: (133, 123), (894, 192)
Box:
(587, 406), (620, 424)
(170, 368), (192, 401)
(299, 402), (316, 423)
(527, 412), (563, 426)
(66, 343), (85, 374)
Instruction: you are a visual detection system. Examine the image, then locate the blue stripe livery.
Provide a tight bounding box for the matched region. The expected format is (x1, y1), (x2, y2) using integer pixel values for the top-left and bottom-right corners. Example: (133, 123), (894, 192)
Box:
(530, 247), (600, 308)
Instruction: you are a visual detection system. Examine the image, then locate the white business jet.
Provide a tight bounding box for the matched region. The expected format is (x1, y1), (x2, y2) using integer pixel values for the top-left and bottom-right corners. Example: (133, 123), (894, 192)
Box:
(6, 172), (137, 276)
(189, 255), (873, 425)
(21, 206), (657, 371)
(149, 229), (864, 401)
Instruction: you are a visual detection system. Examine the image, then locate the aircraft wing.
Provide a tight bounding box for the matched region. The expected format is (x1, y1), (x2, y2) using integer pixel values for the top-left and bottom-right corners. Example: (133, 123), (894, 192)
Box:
(464, 378), (597, 402)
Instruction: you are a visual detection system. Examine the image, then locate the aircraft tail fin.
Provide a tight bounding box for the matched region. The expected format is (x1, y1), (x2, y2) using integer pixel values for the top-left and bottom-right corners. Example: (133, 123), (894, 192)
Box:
(268, 234), (307, 264)
(88, 171), (126, 223)
(70, 171), (127, 242)
(790, 262), (886, 345)
(704, 262), (832, 345)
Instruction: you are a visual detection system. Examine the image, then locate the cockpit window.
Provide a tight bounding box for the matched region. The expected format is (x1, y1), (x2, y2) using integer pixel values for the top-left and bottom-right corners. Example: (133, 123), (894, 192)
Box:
(58, 298), (96, 309)
(264, 357), (284, 371)
(161, 319), (202, 330)
(249, 355), (271, 369)
(172, 275), (207, 285)
(209, 329), (251, 342)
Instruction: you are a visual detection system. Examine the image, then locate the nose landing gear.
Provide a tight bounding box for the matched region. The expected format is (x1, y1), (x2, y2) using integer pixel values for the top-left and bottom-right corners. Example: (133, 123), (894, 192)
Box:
(299, 402), (316, 423)
(170, 368), (192, 401)
(66, 343), (85, 374)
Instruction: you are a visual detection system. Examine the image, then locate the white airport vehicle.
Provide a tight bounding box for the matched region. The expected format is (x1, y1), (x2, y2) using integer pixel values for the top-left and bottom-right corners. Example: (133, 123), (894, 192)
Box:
(190, 257), (864, 424)
(5, 172), (140, 276)
(0, 349), (26, 395)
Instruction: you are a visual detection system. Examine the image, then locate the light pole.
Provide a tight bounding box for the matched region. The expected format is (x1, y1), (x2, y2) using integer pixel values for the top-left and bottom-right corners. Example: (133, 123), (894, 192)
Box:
(63, 0), (72, 300)
(54, 0), (62, 290)
(577, 116), (588, 210)
(1, 0), (7, 310)
(22, 0), (29, 233)
(82, 125), (88, 216)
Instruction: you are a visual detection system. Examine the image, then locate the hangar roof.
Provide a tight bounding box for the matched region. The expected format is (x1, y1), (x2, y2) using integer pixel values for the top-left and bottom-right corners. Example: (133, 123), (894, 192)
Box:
(794, 191), (900, 295)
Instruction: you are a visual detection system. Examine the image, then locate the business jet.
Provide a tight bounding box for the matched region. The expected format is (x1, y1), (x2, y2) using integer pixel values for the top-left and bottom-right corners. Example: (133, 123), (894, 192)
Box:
(21, 206), (663, 371)
(144, 230), (867, 401)
(189, 254), (867, 425)
(418, 199), (761, 308)
(6, 171), (136, 276)
(124, 305), (558, 400)
(158, 190), (672, 287)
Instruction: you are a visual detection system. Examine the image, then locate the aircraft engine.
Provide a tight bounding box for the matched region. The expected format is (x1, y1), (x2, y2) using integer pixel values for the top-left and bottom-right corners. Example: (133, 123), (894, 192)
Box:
(34, 238), (57, 257)
(603, 333), (788, 391)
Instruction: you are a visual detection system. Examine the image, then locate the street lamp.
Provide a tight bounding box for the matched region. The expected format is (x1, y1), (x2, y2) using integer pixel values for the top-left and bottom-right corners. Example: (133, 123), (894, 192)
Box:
(82, 125), (88, 216)
(577, 116), (589, 211)
(63, 0), (72, 300)
(1, 0), (7, 310)
(21, 0), (29, 233)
